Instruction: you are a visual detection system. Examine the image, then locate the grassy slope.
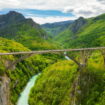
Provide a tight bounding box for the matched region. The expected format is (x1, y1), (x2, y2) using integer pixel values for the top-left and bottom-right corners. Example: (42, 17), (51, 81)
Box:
(42, 27), (61, 36)
(55, 14), (105, 48)
(0, 22), (59, 50)
(55, 29), (73, 48)
(42, 21), (73, 37)
(14, 24), (59, 50)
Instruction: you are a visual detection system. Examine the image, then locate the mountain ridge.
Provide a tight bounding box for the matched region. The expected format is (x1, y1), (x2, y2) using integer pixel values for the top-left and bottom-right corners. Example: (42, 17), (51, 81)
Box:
(54, 13), (105, 48)
(41, 20), (74, 36)
(0, 11), (59, 50)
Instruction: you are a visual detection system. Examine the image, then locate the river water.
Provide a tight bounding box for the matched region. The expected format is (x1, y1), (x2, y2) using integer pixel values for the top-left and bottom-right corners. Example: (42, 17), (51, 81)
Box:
(17, 53), (70, 105)
(64, 52), (71, 60)
(17, 75), (39, 105)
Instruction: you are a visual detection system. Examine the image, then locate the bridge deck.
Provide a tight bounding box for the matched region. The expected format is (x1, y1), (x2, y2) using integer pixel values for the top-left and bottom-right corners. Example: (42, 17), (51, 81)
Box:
(0, 47), (105, 55)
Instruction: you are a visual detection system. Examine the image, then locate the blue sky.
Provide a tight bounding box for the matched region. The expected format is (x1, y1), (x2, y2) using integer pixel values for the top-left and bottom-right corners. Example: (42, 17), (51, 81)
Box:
(0, 0), (105, 24)
(0, 9), (74, 17)
(0, 8), (75, 24)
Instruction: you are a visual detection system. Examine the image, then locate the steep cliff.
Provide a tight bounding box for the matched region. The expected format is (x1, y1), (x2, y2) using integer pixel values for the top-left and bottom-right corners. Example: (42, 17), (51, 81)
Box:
(0, 75), (11, 105)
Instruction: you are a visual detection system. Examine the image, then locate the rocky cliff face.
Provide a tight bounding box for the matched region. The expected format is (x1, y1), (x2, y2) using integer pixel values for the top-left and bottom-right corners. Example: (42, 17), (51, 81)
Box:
(70, 17), (87, 33)
(0, 75), (11, 105)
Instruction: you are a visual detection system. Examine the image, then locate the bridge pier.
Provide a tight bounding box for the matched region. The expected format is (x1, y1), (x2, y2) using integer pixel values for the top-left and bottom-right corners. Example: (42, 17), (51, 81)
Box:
(68, 50), (92, 105)
(80, 50), (92, 67)
(66, 50), (92, 71)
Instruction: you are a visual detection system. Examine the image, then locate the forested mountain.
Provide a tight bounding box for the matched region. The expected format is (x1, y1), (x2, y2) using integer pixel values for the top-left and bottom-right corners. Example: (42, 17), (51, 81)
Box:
(0, 11), (62, 105)
(41, 20), (73, 36)
(0, 11), (58, 50)
(29, 13), (105, 105)
(29, 56), (105, 105)
(0, 37), (61, 105)
(0, 11), (105, 105)
(55, 14), (105, 48)
(0, 11), (44, 38)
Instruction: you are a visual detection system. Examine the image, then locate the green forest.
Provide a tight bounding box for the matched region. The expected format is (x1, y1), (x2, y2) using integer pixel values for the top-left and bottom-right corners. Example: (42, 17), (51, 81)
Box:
(0, 11), (105, 105)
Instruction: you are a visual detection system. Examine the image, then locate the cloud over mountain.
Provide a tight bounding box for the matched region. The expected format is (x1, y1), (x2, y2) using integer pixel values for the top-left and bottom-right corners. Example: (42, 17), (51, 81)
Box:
(0, 0), (105, 23)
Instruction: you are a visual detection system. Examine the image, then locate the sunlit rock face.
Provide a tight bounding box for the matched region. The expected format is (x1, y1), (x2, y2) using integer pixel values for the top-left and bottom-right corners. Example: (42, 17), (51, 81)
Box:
(0, 76), (11, 105)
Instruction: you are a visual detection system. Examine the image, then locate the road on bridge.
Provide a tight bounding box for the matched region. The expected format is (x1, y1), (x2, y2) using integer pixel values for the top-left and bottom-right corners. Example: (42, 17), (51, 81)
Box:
(0, 47), (105, 55)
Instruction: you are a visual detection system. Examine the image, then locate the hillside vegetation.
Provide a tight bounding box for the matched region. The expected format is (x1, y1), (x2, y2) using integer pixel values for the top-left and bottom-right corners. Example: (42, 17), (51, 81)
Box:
(29, 13), (105, 105)
(42, 20), (73, 36)
(0, 11), (59, 50)
(29, 60), (78, 105)
(29, 51), (105, 105)
(55, 14), (105, 48)
(0, 37), (61, 105)
(0, 11), (105, 105)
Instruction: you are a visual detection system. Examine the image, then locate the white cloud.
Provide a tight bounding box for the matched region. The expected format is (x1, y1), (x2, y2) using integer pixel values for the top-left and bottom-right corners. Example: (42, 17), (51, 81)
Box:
(63, 0), (105, 18)
(0, 0), (20, 9)
(28, 16), (76, 24)
(0, 0), (105, 22)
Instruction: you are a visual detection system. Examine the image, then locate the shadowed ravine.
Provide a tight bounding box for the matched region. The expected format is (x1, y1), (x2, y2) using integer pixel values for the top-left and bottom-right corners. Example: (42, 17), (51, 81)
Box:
(17, 54), (70, 105)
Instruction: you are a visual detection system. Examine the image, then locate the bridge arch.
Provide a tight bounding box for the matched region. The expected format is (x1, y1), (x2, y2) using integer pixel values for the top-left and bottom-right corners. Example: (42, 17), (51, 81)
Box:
(0, 47), (104, 71)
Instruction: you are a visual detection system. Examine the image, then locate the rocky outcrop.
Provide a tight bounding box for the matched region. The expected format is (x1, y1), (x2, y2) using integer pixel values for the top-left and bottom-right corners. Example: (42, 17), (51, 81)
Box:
(70, 17), (87, 33)
(0, 75), (11, 105)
